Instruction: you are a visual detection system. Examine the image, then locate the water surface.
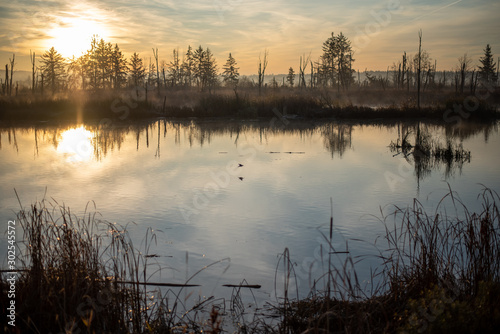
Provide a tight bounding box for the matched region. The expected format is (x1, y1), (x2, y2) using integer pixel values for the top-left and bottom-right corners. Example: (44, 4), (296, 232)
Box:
(1, 118), (499, 303)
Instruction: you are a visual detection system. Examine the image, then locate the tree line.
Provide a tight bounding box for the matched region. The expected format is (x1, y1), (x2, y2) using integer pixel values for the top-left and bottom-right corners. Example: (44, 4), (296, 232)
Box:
(364, 43), (498, 96)
(1, 32), (498, 97)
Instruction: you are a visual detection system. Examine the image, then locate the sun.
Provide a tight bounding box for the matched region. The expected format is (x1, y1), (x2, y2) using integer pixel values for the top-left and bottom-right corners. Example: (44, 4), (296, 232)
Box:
(47, 18), (109, 58)
(57, 126), (95, 162)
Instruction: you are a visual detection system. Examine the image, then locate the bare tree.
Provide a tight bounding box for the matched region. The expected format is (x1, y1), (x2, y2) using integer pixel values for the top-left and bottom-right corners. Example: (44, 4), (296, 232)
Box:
(152, 48), (160, 95)
(298, 53), (310, 88)
(417, 30), (422, 109)
(310, 60), (315, 88)
(4, 64), (8, 95)
(457, 53), (472, 94)
(402, 52), (407, 89)
(9, 54), (15, 96)
(258, 50), (268, 95)
(30, 50), (36, 93)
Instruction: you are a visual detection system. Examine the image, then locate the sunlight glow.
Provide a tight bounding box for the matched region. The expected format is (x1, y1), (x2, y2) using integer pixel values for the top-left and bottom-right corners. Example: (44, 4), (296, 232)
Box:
(47, 17), (109, 58)
(57, 126), (94, 162)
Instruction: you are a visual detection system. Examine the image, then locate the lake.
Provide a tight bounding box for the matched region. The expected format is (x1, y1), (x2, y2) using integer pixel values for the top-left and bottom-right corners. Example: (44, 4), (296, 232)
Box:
(1, 118), (499, 306)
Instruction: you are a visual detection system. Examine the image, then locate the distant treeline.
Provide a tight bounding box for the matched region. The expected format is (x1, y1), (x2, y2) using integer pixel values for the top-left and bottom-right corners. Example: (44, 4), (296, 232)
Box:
(1, 32), (498, 97)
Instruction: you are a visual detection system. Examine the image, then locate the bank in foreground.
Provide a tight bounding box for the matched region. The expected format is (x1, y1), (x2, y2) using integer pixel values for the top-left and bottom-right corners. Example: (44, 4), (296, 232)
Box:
(1, 186), (500, 333)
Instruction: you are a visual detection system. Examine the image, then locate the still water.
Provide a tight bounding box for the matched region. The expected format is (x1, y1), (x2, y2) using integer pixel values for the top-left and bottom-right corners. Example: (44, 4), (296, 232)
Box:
(1, 119), (499, 303)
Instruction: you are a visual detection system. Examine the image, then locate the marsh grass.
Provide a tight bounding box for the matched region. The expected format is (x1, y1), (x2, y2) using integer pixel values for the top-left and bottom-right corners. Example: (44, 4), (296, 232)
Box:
(2, 186), (499, 333)
(1, 87), (498, 122)
(0, 196), (233, 333)
(274, 186), (500, 333)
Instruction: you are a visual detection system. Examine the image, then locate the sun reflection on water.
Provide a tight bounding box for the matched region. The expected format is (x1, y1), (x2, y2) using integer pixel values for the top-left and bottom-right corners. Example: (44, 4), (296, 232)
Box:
(56, 126), (94, 162)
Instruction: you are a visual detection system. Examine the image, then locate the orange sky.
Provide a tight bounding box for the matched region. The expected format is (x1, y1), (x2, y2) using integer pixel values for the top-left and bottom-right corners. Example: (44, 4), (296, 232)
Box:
(0, 0), (499, 75)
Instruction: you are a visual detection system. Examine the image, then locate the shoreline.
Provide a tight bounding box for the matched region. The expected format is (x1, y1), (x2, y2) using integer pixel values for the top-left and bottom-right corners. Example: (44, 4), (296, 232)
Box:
(1, 88), (499, 124)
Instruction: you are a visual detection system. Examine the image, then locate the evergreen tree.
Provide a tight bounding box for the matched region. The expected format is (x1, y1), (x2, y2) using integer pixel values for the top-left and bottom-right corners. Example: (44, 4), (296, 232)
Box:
(95, 38), (113, 89)
(321, 32), (355, 89)
(40, 47), (66, 94)
(84, 36), (112, 89)
(286, 67), (295, 87)
(478, 44), (497, 84)
(203, 48), (218, 91)
(147, 59), (157, 87)
(222, 53), (239, 87)
(193, 45), (205, 89)
(67, 56), (83, 90)
(181, 46), (195, 87)
(129, 52), (145, 88)
(111, 44), (128, 89)
(193, 46), (218, 91)
(168, 48), (181, 87)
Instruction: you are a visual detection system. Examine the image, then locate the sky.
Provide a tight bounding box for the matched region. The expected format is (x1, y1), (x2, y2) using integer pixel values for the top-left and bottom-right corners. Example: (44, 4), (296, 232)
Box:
(0, 0), (499, 75)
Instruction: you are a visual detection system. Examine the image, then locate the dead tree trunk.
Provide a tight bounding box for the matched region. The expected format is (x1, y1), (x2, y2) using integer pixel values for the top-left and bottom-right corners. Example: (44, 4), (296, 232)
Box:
(30, 50), (36, 93)
(9, 54), (15, 97)
(417, 30), (422, 109)
(40, 73), (44, 96)
(401, 52), (407, 90)
(299, 54), (310, 88)
(152, 48), (160, 96)
(258, 50), (268, 95)
(4, 64), (8, 95)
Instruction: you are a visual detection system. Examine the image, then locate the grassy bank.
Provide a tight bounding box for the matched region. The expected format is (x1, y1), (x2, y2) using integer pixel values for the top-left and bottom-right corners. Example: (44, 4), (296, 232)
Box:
(1, 87), (498, 123)
(1, 187), (500, 333)
(278, 186), (500, 333)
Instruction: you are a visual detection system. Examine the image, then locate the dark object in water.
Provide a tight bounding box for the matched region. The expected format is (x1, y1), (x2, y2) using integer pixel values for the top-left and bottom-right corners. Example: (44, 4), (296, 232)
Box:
(222, 284), (261, 289)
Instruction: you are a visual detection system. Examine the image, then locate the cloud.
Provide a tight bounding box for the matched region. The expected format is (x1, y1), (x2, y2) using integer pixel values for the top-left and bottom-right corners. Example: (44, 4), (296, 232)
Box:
(1, 0), (499, 73)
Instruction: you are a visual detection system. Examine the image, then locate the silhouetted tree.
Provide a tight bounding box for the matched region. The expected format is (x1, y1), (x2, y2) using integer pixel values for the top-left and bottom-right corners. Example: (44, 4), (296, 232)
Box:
(391, 51), (408, 89)
(222, 53), (239, 88)
(412, 50), (434, 92)
(193, 46), (205, 89)
(193, 46), (218, 91)
(67, 56), (83, 90)
(152, 48), (160, 94)
(3, 64), (8, 95)
(287, 67), (295, 87)
(321, 32), (355, 90)
(416, 30), (422, 109)
(321, 34), (337, 87)
(147, 58), (157, 88)
(168, 48), (181, 87)
(298, 54), (310, 88)
(257, 50), (268, 95)
(203, 48), (218, 92)
(9, 54), (15, 96)
(111, 44), (128, 89)
(30, 50), (36, 93)
(456, 54), (472, 94)
(160, 60), (167, 87)
(478, 44), (497, 84)
(129, 52), (145, 97)
(94, 37), (113, 89)
(40, 47), (66, 94)
(181, 46), (195, 87)
(310, 60), (315, 88)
